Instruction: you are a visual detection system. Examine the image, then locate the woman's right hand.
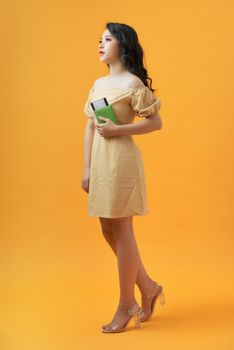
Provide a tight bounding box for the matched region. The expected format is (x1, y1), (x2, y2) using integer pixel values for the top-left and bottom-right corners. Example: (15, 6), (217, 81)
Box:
(81, 168), (90, 193)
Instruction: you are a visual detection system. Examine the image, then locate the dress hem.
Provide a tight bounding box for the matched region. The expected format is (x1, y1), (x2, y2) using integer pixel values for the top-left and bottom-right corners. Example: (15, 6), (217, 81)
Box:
(87, 210), (150, 219)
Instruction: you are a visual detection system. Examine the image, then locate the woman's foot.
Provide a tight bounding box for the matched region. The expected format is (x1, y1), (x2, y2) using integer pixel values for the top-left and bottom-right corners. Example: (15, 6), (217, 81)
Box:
(102, 300), (139, 332)
(140, 280), (161, 321)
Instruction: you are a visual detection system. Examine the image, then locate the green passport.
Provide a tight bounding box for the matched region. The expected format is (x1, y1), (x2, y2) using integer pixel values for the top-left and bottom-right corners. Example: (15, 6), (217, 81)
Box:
(93, 104), (118, 124)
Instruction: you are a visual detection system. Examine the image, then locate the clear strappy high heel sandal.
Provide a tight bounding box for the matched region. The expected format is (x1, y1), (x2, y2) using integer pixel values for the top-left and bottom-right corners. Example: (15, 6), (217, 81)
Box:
(140, 283), (166, 322)
(102, 302), (142, 333)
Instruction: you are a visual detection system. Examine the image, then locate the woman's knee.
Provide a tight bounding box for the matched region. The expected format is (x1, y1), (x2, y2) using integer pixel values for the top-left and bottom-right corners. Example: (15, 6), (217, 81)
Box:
(110, 217), (133, 238)
(99, 217), (112, 239)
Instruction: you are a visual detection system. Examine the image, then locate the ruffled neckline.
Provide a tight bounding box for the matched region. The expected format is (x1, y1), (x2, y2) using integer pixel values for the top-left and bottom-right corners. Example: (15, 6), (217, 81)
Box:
(93, 85), (149, 91)
(90, 85), (154, 104)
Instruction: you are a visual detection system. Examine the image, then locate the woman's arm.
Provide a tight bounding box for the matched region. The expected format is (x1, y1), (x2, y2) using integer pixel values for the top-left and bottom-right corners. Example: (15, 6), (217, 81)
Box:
(83, 118), (95, 169)
(81, 118), (95, 193)
(96, 114), (162, 138)
(116, 114), (162, 136)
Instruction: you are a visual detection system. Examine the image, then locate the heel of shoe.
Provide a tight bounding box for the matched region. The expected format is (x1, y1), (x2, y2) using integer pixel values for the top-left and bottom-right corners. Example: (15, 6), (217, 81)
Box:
(158, 290), (166, 305)
(133, 309), (142, 328)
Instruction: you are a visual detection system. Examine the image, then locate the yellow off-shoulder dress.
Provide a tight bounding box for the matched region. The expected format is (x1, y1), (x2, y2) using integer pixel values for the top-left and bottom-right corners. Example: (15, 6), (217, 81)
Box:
(83, 85), (161, 218)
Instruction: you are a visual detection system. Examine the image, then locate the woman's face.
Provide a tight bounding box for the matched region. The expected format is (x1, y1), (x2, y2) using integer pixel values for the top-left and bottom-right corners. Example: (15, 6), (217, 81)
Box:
(98, 29), (120, 64)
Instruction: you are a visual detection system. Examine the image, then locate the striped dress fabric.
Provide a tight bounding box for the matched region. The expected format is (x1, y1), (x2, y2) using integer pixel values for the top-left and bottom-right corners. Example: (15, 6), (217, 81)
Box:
(83, 85), (161, 218)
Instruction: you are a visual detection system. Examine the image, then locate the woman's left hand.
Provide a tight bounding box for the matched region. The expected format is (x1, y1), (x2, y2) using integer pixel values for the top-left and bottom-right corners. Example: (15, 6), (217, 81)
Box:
(96, 116), (119, 138)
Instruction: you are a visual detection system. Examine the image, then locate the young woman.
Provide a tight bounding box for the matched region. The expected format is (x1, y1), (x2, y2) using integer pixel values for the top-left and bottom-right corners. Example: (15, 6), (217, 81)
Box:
(81, 22), (165, 333)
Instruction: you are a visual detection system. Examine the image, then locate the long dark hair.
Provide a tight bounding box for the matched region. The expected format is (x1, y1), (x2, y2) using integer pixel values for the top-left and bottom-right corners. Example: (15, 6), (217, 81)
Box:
(105, 22), (156, 93)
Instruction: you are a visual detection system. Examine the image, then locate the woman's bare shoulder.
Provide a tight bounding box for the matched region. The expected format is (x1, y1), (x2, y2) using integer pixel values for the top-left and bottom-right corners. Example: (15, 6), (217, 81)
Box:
(125, 74), (145, 88)
(93, 73), (145, 89)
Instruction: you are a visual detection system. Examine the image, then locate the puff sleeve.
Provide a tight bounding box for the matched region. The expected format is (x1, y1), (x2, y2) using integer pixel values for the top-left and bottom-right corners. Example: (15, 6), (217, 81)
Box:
(130, 86), (161, 118)
(83, 86), (94, 119)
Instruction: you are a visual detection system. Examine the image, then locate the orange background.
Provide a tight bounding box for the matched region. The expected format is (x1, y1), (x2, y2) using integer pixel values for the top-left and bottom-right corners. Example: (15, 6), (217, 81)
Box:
(1, 0), (234, 349)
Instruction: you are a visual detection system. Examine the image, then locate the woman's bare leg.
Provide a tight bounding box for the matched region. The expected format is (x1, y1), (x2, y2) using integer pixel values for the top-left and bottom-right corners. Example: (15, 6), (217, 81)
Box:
(99, 216), (157, 330)
(99, 216), (157, 296)
(101, 216), (138, 330)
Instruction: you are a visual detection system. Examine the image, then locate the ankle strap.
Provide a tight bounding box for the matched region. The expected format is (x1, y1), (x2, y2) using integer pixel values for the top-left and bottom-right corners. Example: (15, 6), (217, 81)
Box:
(128, 303), (140, 316)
